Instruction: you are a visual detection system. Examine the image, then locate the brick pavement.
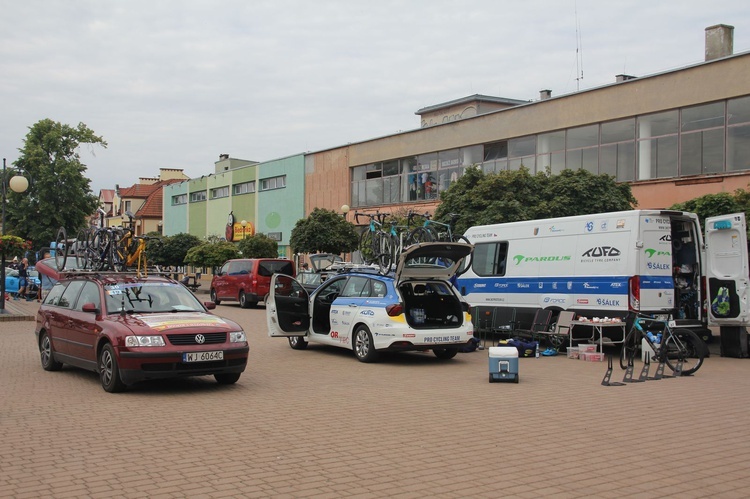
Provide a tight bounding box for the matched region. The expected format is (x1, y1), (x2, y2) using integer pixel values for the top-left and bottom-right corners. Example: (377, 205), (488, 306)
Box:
(2, 302), (750, 498)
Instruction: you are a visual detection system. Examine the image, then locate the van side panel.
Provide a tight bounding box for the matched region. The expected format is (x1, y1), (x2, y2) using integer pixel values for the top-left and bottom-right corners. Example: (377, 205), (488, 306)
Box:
(638, 215), (675, 312)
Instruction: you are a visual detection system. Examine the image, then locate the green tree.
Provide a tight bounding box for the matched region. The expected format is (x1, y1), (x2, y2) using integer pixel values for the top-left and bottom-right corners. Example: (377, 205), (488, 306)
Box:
(435, 167), (637, 234)
(238, 233), (278, 258)
(184, 241), (239, 269)
(149, 232), (203, 267)
(7, 119), (106, 247)
(670, 189), (750, 231)
(289, 208), (359, 254)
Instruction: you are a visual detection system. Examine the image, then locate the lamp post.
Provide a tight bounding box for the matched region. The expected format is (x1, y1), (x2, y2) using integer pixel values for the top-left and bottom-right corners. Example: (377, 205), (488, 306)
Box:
(1, 158), (30, 314)
(240, 220), (247, 240)
(341, 204), (350, 220)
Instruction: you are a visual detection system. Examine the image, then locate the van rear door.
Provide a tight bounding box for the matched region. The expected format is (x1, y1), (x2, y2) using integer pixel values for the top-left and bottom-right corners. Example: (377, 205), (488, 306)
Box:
(705, 213), (750, 326)
(637, 214), (674, 312)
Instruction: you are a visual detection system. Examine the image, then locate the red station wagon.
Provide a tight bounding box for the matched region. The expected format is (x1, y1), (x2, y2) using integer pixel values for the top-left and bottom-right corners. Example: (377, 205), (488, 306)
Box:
(34, 270), (249, 393)
(210, 258), (295, 308)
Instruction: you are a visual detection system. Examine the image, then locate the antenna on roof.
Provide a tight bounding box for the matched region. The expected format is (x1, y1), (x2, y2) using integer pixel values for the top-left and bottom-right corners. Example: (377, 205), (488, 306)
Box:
(575, 1), (584, 91)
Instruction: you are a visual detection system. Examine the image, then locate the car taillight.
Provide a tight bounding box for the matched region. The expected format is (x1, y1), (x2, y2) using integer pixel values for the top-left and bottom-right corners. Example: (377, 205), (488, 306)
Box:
(386, 303), (403, 317)
(629, 276), (640, 311)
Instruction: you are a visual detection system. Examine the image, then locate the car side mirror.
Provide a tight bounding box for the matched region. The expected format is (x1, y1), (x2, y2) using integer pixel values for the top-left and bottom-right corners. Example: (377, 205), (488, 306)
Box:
(461, 302), (470, 313)
(82, 303), (99, 314)
(204, 301), (217, 310)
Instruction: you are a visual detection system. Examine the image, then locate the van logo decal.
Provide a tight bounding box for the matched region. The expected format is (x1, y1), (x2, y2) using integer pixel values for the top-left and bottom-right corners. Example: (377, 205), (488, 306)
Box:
(581, 247), (621, 258)
(644, 248), (671, 258)
(513, 254), (572, 265)
(585, 222), (594, 232)
(659, 235), (672, 242)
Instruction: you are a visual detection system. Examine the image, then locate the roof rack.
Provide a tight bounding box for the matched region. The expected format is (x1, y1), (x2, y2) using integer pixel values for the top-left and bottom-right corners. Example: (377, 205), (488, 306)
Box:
(55, 268), (173, 279)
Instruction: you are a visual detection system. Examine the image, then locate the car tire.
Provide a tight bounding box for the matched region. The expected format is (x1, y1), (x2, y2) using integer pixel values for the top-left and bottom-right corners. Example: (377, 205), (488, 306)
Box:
(433, 347), (458, 360)
(215, 373), (241, 385)
(39, 332), (63, 371)
(353, 325), (379, 363)
(239, 291), (254, 309)
(288, 336), (308, 350)
(210, 288), (221, 305)
(99, 343), (126, 393)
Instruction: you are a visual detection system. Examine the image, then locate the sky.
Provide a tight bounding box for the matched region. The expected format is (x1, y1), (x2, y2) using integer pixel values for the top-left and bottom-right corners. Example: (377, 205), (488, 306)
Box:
(1, 1), (748, 194)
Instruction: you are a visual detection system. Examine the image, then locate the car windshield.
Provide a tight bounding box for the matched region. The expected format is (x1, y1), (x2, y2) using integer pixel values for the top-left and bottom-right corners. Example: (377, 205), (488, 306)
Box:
(104, 282), (205, 314)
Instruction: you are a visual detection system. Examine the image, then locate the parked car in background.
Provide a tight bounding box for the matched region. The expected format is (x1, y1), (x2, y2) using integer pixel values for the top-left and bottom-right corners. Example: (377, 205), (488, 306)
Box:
(34, 271), (249, 392)
(210, 258), (295, 308)
(266, 242), (474, 363)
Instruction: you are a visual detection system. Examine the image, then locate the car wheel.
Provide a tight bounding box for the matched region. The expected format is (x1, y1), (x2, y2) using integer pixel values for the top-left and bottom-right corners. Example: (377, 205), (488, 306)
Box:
(215, 373), (241, 385)
(353, 325), (379, 363)
(433, 347), (458, 360)
(239, 291), (250, 308)
(39, 332), (63, 371)
(99, 343), (126, 393)
(210, 288), (221, 305)
(288, 336), (308, 350)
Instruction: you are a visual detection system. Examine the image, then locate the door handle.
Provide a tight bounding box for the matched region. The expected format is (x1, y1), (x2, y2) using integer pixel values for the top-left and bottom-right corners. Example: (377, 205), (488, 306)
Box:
(348, 304), (358, 308)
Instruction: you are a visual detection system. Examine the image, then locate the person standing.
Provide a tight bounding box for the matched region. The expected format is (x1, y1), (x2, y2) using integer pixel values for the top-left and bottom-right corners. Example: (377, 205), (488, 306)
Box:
(16, 257), (29, 301)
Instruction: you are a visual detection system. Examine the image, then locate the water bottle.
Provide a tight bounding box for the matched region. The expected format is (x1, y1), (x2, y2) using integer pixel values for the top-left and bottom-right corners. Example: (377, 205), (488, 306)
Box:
(535, 343), (540, 358)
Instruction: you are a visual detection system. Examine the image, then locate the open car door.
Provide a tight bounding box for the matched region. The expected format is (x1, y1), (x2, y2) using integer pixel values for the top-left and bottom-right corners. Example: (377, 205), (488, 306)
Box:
(705, 213), (750, 326)
(266, 274), (311, 337)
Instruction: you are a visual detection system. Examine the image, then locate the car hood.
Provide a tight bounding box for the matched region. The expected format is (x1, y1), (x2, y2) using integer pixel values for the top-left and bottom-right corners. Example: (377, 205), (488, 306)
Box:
(114, 312), (241, 333)
(396, 242), (473, 282)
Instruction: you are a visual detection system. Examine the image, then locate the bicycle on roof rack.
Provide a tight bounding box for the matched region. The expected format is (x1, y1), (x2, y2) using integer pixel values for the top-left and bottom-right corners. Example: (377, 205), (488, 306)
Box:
(354, 212), (397, 275)
(406, 212), (470, 245)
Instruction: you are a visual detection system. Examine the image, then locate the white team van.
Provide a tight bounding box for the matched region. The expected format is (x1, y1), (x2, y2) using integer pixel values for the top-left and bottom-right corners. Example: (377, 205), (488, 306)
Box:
(456, 210), (749, 341)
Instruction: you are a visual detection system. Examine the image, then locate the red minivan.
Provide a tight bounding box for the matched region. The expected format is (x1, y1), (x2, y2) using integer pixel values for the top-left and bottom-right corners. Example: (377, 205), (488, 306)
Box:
(210, 259), (295, 308)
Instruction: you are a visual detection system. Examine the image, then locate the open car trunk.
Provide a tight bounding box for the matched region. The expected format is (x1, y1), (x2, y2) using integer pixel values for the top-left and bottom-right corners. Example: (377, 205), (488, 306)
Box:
(399, 281), (464, 329)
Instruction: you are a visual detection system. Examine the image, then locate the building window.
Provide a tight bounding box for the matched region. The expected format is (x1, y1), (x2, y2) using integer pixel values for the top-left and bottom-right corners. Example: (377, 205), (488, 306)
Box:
(190, 191), (207, 202)
(210, 186), (229, 199)
(637, 111), (678, 180)
(124, 200), (131, 214)
(172, 194), (187, 205)
(233, 181), (256, 195)
(680, 102), (725, 176)
(600, 119), (635, 181)
(728, 96), (750, 171)
(260, 175), (286, 191)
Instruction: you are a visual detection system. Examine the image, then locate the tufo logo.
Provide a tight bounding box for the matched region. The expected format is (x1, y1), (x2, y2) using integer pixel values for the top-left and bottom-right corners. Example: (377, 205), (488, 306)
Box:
(581, 246), (621, 258)
(513, 254), (572, 265)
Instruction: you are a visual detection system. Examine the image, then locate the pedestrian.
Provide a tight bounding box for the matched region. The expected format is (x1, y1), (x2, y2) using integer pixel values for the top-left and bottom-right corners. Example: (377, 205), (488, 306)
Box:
(16, 257), (29, 300)
(9, 256), (19, 270)
(301, 263), (310, 272)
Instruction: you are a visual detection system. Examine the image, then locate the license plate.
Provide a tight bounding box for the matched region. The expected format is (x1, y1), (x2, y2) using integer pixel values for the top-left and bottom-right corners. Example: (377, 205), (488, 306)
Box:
(183, 351), (224, 362)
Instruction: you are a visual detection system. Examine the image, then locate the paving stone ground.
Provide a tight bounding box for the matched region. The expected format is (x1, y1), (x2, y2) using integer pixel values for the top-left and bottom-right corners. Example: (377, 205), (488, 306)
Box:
(2, 300), (749, 498)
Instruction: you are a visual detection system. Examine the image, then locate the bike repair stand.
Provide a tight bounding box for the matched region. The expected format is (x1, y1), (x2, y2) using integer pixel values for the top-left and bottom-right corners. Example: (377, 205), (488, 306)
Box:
(601, 355), (626, 386)
(622, 356), (645, 383)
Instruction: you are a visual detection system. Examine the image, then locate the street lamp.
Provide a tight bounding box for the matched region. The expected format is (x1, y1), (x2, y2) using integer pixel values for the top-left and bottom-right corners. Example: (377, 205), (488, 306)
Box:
(341, 204), (350, 220)
(240, 219), (247, 240)
(1, 158), (30, 314)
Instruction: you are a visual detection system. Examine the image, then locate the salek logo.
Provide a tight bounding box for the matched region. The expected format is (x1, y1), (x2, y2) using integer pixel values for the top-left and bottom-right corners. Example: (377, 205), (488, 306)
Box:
(582, 246), (621, 258)
(513, 254), (572, 265)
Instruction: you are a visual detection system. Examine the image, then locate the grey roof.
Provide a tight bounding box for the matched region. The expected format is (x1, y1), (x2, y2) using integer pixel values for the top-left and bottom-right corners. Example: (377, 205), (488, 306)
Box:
(415, 94), (529, 115)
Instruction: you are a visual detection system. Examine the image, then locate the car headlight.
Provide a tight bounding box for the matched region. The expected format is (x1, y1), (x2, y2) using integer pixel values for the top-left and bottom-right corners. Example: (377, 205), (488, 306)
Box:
(229, 331), (246, 343)
(125, 335), (166, 347)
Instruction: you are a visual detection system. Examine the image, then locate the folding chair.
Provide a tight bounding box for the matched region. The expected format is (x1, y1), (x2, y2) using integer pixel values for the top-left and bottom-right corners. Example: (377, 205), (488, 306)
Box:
(534, 310), (575, 351)
(472, 306), (494, 349)
(513, 309), (553, 340)
(493, 307), (517, 341)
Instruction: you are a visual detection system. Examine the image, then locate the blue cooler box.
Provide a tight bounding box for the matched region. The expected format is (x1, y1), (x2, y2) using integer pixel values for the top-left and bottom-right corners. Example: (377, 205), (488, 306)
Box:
(488, 346), (519, 383)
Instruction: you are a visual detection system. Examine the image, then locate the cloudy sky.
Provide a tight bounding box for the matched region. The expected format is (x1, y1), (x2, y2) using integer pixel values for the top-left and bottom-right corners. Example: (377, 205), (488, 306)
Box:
(1, 1), (748, 194)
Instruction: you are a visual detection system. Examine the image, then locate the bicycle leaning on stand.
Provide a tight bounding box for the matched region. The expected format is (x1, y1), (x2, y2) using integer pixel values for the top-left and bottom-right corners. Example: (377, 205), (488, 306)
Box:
(619, 314), (707, 376)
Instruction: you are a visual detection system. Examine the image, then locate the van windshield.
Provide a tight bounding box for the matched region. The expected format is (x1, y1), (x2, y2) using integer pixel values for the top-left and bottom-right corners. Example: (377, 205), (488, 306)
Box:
(258, 261), (293, 277)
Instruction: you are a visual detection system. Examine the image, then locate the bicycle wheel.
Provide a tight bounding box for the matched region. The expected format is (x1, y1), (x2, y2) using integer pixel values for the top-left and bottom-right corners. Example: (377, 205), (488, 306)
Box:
(452, 235), (473, 276)
(619, 328), (639, 370)
(76, 228), (90, 269)
(359, 230), (376, 265)
(54, 227), (68, 271)
(378, 234), (394, 274)
(663, 328), (706, 376)
(91, 229), (110, 271)
(110, 229), (128, 272)
(407, 226), (435, 245)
